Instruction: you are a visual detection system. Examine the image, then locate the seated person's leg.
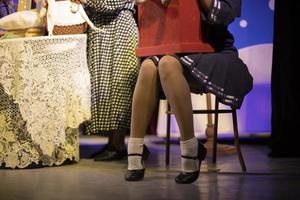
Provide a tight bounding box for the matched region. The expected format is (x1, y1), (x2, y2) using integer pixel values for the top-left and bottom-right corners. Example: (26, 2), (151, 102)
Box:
(131, 58), (160, 138)
(126, 58), (160, 181)
(158, 55), (194, 141)
(158, 55), (207, 184)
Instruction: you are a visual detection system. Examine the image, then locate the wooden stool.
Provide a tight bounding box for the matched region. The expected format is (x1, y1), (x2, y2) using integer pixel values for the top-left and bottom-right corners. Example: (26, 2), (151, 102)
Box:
(165, 93), (247, 172)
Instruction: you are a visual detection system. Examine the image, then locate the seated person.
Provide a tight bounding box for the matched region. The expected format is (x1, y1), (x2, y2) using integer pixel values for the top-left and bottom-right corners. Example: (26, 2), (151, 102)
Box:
(125, 0), (253, 184)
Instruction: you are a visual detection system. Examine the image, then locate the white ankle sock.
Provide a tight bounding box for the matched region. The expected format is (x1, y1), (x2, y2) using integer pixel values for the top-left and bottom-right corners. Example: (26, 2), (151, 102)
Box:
(127, 137), (144, 170)
(180, 137), (199, 172)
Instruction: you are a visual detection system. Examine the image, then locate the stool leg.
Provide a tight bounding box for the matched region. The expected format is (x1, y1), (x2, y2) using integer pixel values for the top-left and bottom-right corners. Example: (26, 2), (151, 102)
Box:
(213, 98), (219, 163)
(166, 103), (171, 166)
(232, 110), (247, 172)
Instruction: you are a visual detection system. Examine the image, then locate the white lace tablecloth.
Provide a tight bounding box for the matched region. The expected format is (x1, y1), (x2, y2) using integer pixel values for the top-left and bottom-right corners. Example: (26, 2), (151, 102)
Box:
(0, 34), (91, 169)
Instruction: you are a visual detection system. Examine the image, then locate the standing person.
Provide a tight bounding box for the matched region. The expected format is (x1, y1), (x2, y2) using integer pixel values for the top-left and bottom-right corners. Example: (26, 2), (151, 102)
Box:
(125, 0), (253, 183)
(80, 0), (139, 161)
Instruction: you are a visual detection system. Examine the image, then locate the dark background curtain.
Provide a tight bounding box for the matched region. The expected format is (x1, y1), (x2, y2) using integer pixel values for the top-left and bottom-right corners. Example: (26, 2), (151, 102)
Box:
(269, 0), (300, 157)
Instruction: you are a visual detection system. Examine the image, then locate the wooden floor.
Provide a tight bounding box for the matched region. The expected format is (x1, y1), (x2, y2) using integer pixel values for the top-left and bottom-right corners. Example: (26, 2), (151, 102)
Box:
(1, 135), (300, 200)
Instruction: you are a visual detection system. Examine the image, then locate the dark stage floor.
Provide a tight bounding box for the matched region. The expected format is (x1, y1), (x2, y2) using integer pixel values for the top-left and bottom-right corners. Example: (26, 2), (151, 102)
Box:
(1, 135), (300, 200)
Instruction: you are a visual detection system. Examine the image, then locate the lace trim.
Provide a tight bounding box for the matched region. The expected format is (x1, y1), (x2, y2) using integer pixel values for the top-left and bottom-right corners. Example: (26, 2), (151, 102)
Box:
(0, 35), (91, 168)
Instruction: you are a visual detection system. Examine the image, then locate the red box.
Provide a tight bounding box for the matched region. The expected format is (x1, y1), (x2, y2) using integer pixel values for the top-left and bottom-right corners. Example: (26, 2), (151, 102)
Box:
(136, 0), (214, 57)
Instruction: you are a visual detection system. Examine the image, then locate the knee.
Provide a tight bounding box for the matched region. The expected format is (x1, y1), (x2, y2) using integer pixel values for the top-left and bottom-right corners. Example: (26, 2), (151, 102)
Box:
(158, 55), (182, 81)
(137, 59), (158, 84)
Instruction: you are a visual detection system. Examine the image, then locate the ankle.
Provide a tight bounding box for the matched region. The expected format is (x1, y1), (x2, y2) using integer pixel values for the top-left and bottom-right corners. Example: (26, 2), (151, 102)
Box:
(128, 156), (143, 170)
(127, 138), (144, 170)
(108, 131), (126, 151)
(180, 137), (199, 172)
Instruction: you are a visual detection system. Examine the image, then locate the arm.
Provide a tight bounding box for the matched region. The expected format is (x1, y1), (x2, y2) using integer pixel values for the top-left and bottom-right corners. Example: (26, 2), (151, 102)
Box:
(199, 0), (242, 27)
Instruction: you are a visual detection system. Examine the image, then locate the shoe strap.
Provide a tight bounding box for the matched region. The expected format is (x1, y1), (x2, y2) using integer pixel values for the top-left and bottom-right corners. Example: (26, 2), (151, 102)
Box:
(181, 155), (198, 160)
(128, 153), (143, 157)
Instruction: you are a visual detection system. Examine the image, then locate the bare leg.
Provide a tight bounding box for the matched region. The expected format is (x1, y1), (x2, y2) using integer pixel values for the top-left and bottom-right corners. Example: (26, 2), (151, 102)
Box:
(158, 56), (205, 182)
(127, 59), (160, 172)
(130, 59), (160, 138)
(158, 55), (194, 141)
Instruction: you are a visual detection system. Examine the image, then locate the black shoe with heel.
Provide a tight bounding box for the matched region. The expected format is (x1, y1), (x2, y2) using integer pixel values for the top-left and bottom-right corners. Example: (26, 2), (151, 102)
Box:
(125, 145), (150, 181)
(175, 141), (207, 184)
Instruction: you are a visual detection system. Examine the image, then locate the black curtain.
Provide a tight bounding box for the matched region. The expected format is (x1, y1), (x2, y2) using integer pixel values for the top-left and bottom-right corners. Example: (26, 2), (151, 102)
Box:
(269, 0), (300, 157)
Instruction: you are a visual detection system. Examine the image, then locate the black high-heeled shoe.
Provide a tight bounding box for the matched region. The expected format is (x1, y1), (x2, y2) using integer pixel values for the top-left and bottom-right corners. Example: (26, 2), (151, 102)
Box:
(125, 144), (150, 181)
(175, 141), (207, 184)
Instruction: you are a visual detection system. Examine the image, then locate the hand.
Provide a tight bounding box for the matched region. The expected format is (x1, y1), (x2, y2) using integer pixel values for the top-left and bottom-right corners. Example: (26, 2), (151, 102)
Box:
(39, 0), (47, 18)
(135, 0), (146, 4)
(71, 0), (81, 4)
(198, 0), (213, 13)
(71, 0), (86, 4)
(161, 0), (170, 7)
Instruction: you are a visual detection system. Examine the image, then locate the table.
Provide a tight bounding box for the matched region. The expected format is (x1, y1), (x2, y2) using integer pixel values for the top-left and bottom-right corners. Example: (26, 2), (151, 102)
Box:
(0, 34), (91, 168)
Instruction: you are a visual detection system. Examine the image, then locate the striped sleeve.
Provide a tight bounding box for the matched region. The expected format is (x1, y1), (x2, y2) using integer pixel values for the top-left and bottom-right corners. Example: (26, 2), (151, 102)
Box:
(204, 0), (242, 27)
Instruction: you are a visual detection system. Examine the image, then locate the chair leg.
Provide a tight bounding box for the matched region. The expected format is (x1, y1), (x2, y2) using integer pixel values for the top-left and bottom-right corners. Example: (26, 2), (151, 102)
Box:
(212, 98), (219, 163)
(166, 103), (171, 166)
(232, 110), (247, 172)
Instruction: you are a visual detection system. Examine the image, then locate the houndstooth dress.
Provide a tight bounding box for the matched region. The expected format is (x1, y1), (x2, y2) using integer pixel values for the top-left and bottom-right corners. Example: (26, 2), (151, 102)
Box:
(84, 0), (139, 134)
